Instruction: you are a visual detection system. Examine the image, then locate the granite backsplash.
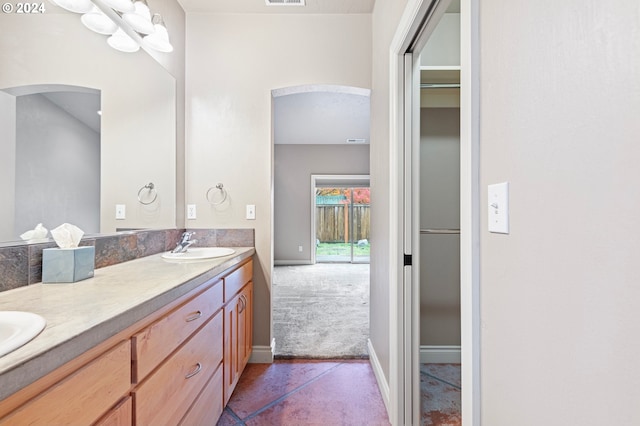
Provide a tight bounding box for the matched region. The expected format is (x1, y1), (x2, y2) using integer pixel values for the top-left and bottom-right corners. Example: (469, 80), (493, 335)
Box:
(0, 228), (254, 292)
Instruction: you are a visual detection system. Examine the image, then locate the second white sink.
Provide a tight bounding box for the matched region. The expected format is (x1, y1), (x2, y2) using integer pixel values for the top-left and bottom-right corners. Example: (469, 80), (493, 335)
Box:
(161, 247), (236, 261)
(0, 311), (46, 358)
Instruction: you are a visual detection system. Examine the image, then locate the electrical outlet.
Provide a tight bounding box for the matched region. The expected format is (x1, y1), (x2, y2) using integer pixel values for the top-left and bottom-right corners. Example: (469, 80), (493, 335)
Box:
(246, 204), (256, 220)
(298, 245), (303, 252)
(187, 204), (197, 220)
(115, 204), (126, 220)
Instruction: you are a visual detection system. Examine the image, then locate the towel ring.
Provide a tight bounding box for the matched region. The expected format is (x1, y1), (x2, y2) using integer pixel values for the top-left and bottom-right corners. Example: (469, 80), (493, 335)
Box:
(137, 182), (158, 205)
(206, 183), (228, 205)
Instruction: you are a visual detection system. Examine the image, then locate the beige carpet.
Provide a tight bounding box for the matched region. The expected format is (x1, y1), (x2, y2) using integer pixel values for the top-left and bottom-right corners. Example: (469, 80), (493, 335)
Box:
(272, 263), (370, 358)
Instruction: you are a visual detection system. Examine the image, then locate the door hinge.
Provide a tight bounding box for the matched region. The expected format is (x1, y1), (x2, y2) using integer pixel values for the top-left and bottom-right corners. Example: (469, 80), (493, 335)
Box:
(404, 254), (412, 266)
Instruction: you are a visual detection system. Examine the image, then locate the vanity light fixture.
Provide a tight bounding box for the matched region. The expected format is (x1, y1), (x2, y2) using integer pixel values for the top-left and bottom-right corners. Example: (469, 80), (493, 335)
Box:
(142, 14), (173, 52)
(81, 5), (118, 35)
(100, 0), (134, 12)
(122, 0), (155, 35)
(51, 0), (173, 54)
(107, 27), (140, 53)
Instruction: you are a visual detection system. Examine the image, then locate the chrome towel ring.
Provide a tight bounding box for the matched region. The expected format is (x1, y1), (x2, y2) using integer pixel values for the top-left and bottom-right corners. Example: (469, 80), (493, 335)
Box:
(206, 183), (228, 205)
(138, 182), (158, 205)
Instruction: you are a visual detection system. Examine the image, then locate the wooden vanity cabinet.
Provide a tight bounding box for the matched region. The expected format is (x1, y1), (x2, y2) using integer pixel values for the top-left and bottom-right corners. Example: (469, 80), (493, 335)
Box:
(0, 257), (254, 426)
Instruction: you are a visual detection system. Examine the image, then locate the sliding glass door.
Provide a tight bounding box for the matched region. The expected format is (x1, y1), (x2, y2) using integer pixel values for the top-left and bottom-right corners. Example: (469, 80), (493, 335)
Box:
(315, 186), (370, 263)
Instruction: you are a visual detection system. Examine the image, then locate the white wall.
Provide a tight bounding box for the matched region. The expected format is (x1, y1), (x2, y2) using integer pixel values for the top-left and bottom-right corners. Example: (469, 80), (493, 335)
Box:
(185, 13), (372, 348)
(370, 0), (410, 386)
(274, 144), (370, 263)
(480, 0), (640, 424)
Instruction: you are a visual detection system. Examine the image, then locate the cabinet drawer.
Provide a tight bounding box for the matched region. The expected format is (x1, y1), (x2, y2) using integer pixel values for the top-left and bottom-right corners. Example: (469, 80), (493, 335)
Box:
(134, 310), (224, 426)
(0, 340), (130, 426)
(95, 397), (132, 426)
(132, 281), (223, 381)
(179, 364), (223, 426)
(224, 260), (252, 302)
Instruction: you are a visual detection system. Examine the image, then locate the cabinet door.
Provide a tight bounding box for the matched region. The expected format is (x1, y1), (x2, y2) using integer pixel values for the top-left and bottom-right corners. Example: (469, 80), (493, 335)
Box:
(223, 282), (253, 406)
(223, 292), (241, 406)
(239, 283), (253, 370)
(0, 340), (131, 426)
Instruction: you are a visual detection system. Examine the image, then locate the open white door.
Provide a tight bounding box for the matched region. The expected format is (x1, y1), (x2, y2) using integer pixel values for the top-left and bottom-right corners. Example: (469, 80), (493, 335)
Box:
(390, 0), (480, 424)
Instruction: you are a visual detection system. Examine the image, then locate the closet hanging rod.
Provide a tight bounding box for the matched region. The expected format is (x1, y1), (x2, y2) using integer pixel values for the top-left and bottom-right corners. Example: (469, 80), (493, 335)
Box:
(420, 228), (460, 234)
(420, 83), (461, 89)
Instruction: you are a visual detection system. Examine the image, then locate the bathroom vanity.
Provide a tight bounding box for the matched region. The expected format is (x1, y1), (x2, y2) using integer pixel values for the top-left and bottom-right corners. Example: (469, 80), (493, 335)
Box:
(0, 247), (254, 425)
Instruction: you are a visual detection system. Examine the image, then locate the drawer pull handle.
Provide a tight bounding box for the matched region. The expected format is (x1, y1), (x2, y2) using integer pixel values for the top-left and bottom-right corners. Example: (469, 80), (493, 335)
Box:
(185, 362), (202, 379)
(186, 311), (203, 322)
(238, 296), (245, 313)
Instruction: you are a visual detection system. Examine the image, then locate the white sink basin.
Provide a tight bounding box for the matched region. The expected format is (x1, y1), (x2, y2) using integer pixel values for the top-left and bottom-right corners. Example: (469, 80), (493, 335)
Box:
(161, 247), (236, 261)
(0, 311), (46, 357)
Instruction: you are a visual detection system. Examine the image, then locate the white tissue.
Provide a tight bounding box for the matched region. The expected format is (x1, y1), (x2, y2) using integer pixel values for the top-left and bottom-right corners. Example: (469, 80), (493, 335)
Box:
(20, 223), (48, 241)
(50, 223), (84, 249)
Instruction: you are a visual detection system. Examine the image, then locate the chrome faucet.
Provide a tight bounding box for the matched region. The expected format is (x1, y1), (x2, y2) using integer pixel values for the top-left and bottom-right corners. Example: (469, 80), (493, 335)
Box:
(172, 232), (198, 253)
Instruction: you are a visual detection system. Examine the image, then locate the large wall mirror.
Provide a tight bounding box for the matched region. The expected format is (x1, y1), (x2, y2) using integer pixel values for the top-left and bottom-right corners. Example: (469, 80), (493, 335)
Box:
(0, 9), (176, 244)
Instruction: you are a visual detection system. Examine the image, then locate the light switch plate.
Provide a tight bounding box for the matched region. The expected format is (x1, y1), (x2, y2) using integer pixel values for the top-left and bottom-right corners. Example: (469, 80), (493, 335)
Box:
(488, 182), (509, 234)
(115, 204), (125, 220)
(246, 204), (256, 220)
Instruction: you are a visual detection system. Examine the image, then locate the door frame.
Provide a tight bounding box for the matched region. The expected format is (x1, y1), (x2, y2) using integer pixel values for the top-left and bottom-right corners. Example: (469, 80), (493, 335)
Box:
(388, 0), (481, 424)
(310, 174), (371, 264)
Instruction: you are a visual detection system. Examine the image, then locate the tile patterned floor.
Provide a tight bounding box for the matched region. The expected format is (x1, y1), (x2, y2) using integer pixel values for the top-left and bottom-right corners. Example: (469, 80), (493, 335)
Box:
(420, 364), (462, 426)
(217, 360), (390, 426)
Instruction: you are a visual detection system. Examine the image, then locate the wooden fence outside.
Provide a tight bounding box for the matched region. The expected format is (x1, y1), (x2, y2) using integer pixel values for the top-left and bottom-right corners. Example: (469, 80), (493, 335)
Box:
(315, 205), (370, 243)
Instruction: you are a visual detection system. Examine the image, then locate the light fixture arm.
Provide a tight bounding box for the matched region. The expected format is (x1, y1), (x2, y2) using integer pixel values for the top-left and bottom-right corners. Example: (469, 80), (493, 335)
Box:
(91, 0), (144, 46)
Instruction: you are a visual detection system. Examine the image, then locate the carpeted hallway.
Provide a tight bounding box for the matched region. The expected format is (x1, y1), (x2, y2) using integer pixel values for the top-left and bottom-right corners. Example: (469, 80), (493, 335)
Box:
(272, 263), (370, 358)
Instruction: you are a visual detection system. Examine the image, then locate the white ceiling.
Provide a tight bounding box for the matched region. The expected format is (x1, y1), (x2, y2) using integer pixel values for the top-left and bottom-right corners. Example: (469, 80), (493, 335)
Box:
(177, 0), (459, 14)
(177, 0), (376, 14)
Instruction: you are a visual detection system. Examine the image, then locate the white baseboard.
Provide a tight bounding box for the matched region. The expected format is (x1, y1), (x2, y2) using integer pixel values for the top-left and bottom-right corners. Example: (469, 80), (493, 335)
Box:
(420, 345), (461, 364)
(274, 260), (313, 266)
(367, 339), (390, 416)
(249, 338), (276, 363)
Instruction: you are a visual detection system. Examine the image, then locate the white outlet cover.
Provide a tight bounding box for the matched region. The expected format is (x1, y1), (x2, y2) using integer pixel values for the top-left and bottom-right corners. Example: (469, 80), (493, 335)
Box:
(488, 182), (509, 234)
(187, 204), (197, 220)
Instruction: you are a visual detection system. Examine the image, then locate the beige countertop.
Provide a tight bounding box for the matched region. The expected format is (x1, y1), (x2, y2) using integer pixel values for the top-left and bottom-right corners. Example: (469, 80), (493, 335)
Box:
(0, 247), (255, 402)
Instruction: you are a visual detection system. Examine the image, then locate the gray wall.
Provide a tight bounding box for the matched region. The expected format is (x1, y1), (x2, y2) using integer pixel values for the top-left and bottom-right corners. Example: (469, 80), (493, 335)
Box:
(0, 92), (16, 240)
(420, 107), (460, 346)
(14, 94), (100, 239)
(274, 144), (370, 263)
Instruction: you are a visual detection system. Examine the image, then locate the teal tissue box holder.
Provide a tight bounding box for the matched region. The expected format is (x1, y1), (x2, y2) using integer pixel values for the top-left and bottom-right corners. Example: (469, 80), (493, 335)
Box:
(42, 246), (95, 283)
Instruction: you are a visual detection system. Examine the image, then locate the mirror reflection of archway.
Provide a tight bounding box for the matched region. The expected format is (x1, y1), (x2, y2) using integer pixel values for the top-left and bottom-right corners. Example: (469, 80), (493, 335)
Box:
(0, 84), (100, 241)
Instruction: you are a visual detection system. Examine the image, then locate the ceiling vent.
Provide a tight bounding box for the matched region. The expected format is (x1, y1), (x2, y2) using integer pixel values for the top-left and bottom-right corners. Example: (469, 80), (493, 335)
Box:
(265, 0), (305, 5)
(346, 138), (368, 144)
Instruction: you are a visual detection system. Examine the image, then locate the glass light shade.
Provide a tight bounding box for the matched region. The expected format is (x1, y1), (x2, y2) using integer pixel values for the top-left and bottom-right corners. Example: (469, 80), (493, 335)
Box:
(107, 28), (139, 53)
(101, 0), (134, 13)
(142, 14), (173, 53)
(49, 0), (93, 13)
(122, 0), (154, 35)
(81, 6), (117, 35)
